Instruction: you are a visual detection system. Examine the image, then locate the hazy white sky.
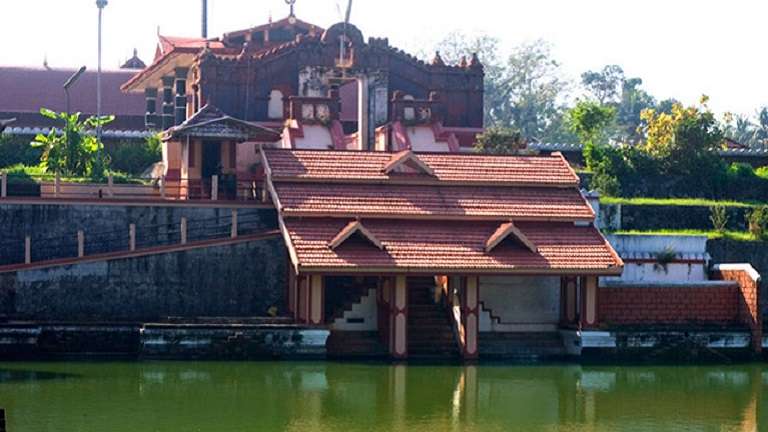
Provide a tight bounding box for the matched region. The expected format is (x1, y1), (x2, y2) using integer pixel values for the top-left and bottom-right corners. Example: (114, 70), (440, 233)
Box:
(2, 0), (767, 116)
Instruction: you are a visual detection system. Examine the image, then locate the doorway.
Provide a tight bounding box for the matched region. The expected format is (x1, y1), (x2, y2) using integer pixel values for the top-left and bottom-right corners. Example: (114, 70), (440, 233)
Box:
(202, 141), (221, 179)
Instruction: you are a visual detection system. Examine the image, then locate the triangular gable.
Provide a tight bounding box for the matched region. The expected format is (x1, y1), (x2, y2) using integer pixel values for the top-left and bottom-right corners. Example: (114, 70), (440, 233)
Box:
(328, 220), (384, 250)
(382, 150), (435, 176)
(485, 221), (538, 253)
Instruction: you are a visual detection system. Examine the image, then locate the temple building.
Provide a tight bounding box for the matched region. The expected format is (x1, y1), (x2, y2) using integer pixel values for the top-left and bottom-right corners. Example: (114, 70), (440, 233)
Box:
(122, 10), (484, 195)
(261, 147), (623, 359)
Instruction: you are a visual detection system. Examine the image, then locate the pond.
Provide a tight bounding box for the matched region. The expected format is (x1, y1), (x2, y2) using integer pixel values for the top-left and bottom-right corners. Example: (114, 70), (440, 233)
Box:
(0, 361), (765, 431)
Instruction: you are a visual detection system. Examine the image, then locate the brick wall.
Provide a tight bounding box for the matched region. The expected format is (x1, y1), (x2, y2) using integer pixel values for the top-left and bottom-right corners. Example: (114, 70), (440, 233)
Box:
(599, 285), (740, 326)
(712, 265), (763, 353)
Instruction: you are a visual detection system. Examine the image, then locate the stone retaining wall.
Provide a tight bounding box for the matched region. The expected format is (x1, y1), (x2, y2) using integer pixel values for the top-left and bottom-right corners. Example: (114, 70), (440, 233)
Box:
(0, 237), (288, 321)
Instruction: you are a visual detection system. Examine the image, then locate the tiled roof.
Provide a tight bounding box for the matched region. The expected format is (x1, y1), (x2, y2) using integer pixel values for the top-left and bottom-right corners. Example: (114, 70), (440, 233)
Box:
(163, 105), (280, 141)
(283, 219), (622, 274)
(273, 182), (594, 220)
(263, 148), (579, 186)
(0, 67), (146, 131)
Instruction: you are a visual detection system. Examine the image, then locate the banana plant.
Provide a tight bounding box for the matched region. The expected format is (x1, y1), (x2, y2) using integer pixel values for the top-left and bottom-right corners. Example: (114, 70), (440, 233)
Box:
(31, 108), (115, 178)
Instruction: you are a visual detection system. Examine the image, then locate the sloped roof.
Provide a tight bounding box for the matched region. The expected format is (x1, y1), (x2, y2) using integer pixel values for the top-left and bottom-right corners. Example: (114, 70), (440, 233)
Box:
(0, 67), (145, 130)
(263, 147), (619, 275)
(263, 148), (580, 186)
(163, 105), (280, 140)
(283, 219), (622, 274)
(272, 183), (595, 221)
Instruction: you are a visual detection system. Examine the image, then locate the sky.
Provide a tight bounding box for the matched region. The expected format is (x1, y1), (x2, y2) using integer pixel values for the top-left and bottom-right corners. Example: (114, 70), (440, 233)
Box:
(2, 0), (767, 117)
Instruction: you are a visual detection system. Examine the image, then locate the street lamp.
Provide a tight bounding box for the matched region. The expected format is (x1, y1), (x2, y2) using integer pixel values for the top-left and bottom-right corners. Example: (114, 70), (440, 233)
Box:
(96, 0), (108, 145)
(63, 66), (87, 115)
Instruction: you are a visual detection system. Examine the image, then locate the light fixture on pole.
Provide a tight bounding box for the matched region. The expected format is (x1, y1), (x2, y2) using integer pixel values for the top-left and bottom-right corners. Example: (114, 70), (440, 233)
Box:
(63, 66), (87, 115)
(96, 0), (108, 146)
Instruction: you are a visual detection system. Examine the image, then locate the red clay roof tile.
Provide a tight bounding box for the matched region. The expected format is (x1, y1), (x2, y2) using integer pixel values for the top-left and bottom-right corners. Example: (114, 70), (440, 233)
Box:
(263, 148), (579, 186)
(273, 182), (595, 220)
(283, 219), (622, 274)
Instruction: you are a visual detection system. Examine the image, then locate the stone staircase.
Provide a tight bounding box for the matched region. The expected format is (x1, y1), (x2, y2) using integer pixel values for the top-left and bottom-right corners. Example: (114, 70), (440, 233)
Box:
(479, 332), (567, 361)
(407, 277), (460, 360)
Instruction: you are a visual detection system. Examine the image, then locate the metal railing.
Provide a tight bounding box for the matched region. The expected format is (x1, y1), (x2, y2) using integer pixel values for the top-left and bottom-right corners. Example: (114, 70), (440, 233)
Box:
(0, 172), (268, 203)
(0, 210), (272, 268)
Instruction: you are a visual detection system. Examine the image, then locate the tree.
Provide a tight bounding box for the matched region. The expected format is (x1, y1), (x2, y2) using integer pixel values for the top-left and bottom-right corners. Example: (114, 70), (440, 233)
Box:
(640, 96), (723, 175)
(566, 101), (616, 146)
(498, 40), (571, 142)
(581, 65), (625, 104)
(473, 126), (527, 155)
(614, 78), (657, 144)
(752, 107), (768, 149)
(31, 108), (114, 178)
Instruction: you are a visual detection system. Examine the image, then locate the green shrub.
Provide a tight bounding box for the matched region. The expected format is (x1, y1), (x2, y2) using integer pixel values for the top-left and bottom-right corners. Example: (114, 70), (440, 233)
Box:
(105, 135), (161, 175)
(756, 166), (768, 179)
(746, 206), (768, 239)
(0, 134), (42, 168)
(3, 164), (48, 184)
(709, 205), (728, 232)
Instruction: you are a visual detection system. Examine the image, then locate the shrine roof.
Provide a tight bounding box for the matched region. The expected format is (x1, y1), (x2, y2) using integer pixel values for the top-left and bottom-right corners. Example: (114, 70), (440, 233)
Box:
(272, 182), (595, 221)
(282, 218), (622, 275)
(262, 148), (580, 187)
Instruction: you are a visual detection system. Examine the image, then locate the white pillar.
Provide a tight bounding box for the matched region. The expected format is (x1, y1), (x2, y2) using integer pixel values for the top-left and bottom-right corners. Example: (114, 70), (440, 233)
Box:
(24, 236), (31, 264)
(77, 230), (85, 258)
(129, 224), (136, 251)
(211, 175), (218, 201)
(309, 275), (324, 326)
(1, 172), (6, 198)
(231, 209), (238, 239)
(54, 172), (61, 198)
(107, 174), (114, 197)
(357, 75), (370, 151)
(463, 276), (479, 360)
(390, 275), (408, 359)
(160, 175), (166, 199)
(180, 217), (188, 245)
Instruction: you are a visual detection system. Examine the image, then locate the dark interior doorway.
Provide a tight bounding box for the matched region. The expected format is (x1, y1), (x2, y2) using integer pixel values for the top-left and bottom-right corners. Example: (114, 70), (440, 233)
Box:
(202, 141), (221, 178)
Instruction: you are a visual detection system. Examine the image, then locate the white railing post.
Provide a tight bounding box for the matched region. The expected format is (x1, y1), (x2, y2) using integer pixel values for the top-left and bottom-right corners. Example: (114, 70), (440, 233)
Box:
(129, 224), (136, 251)
(160, 175), (166, 199)
(77, 230), (85, 258)
(231, 209), (238, 239)
(107, 174), (114, 198)
(1, 172), (6, 198)
(54, 172), (61, 198)
(24, 236), (31, 264)
(180, 217), (187, 245)
(211, 175), (219, 201)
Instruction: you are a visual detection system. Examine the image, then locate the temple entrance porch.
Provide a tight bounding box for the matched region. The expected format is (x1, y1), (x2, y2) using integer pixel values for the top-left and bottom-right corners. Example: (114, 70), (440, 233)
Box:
(286, 273), (602, 361)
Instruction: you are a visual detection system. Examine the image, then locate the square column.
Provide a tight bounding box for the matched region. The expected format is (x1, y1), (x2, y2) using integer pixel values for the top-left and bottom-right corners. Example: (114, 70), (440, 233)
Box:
(462, 276), (479, 359)
(580, 276), (599, 328)
(308, 275), (325, 326)
(295, 275), (325, 326)
(389, 275), (408, 359)
(561, 276), (579, 326)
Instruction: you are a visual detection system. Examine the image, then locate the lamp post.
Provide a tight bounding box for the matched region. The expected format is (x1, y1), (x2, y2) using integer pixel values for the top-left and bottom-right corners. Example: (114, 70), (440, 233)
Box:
(63, 66), (87, 115)
(96, 0), (108, 145)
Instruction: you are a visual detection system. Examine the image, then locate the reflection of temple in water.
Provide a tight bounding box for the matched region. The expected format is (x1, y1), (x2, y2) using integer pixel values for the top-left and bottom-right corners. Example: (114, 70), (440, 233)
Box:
(279, 365), (766, 431)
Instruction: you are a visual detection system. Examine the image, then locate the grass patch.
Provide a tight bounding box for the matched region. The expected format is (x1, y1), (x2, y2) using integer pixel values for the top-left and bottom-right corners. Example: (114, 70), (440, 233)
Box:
(600, 196), (766, 208)
(612, 229), (760, 241)
(2, 164), (148, 185)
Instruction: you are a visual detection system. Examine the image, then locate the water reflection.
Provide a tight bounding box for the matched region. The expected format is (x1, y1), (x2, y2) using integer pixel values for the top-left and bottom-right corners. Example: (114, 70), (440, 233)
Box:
(0, 361), (764, 432)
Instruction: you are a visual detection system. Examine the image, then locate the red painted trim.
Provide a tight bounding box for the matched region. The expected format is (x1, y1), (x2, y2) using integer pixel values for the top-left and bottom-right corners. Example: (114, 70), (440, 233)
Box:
(0, 197), (273, 209)
(0, 230), (281, 274)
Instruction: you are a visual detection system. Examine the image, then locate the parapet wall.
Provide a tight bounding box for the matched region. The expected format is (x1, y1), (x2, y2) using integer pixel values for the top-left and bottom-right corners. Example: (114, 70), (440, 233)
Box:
(599, 283), (741, 326)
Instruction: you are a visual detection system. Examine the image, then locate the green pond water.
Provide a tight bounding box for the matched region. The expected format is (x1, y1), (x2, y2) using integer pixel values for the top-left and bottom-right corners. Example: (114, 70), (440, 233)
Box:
(0, 361), (766, 432)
